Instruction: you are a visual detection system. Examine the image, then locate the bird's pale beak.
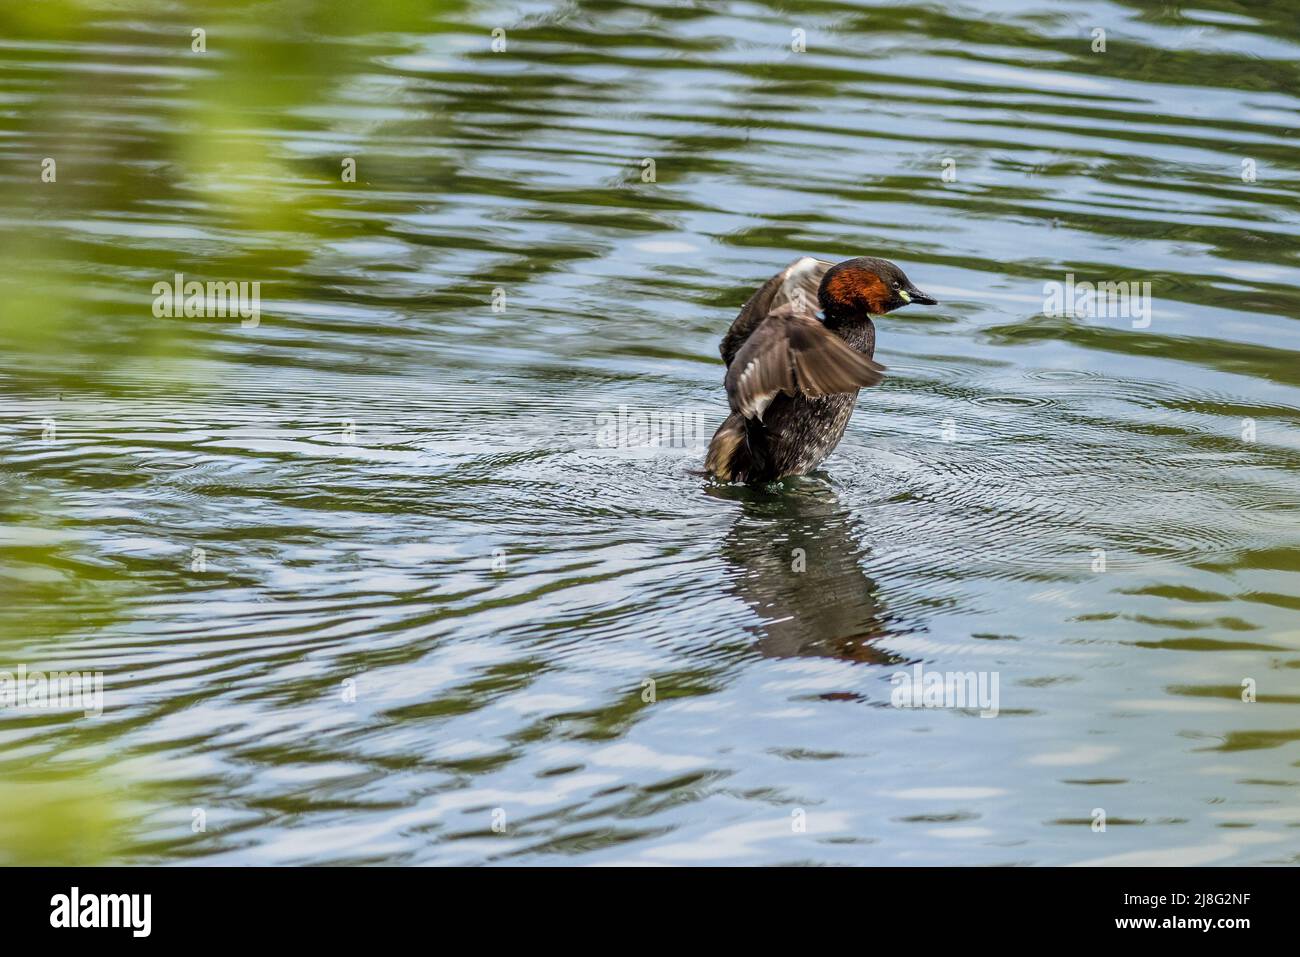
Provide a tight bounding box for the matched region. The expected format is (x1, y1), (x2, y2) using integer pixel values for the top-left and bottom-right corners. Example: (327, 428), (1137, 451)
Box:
(902, 287), (938, 306)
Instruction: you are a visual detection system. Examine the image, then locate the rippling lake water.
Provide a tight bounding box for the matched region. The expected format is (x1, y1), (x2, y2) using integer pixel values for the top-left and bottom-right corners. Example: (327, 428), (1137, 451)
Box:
(2, 0), (1299, 865)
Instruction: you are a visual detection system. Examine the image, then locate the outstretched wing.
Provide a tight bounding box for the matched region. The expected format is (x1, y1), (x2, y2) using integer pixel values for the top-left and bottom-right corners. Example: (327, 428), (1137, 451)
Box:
(720, 256), (833, 368)
(724, 304), (886, 421)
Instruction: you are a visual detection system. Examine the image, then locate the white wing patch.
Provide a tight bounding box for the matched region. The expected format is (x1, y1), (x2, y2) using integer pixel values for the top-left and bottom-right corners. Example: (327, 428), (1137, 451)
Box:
(735, 358), (775, 420)
(777, 257), (832, 315)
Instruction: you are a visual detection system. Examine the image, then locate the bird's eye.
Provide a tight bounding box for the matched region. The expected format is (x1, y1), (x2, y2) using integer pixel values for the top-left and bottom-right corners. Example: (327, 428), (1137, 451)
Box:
(892, 281), (901, 289)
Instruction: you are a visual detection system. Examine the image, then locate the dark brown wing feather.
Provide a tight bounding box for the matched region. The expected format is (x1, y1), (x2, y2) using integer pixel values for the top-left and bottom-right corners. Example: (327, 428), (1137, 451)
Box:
(720, 257), (833, 367)
(724, 305), (886, 420)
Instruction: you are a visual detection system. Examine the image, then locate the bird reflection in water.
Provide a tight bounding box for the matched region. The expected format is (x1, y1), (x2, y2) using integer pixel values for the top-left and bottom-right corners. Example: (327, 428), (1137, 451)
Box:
(708, 476), (912, 669)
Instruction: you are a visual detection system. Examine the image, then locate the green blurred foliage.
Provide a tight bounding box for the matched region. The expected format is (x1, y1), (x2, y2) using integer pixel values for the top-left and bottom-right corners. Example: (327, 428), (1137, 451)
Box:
(0, 0), (461, 365)
(0, 0), (464, 865)
(0, 778), (125, 866)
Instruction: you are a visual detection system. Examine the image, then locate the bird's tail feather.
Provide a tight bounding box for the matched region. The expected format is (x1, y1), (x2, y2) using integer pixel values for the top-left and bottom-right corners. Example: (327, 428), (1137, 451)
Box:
(706, 413), (767, 482)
